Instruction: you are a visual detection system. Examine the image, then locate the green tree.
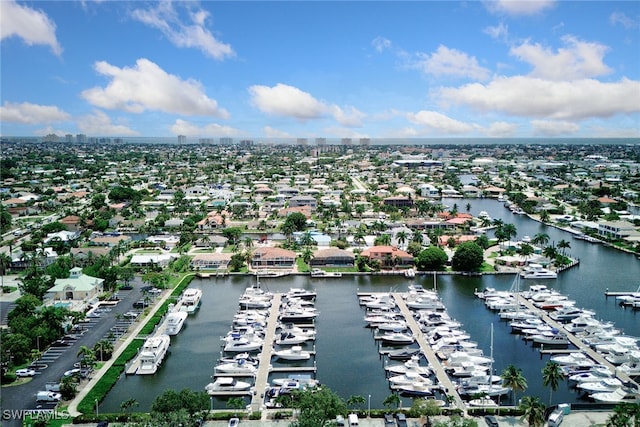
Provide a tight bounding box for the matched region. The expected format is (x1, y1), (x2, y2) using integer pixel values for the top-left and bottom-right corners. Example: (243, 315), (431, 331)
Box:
(532, 233), (550, 247)
(415, 246), (449, 271)
(542, 361), (563, 406)
(557, 239), (571, 256)
(383, 393), (401, 409)
(502, 364), (528, 405)
(374, 233), (392, 246)
(151, 388), (209, 419)
(0, 204), (12, 234)
(59, 374), (78, 400)
(451, 242), (484, 272)
(93, 339), (114, 362)
(284, 212), (308, 232)
(519, 395), (546, 427)
(346, 395), (366, 411)
(289, 387), (347, 427)
(395, 231), (408, 248)
(120, 397), (139, 414)
(606, 402), (640, 427)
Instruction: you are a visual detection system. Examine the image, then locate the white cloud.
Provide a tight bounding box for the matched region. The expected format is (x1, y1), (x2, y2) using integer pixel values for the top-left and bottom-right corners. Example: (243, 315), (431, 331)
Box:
(77, 111), (138, 136)
(372, 36), (392, 53)
(414, 45), (490, 80)
(484, 22), (509, 41)
(263, 126), (292, 138)
(485, 0), (555, 16)
(0, 0), (62, 55)
(0, 101), (70, 124)
(407, 110), (475, 134)
(170, 118), (239, 136)
(484, 121), (519, 137)
(330, 105), (366, 127)
(610, 12), (639, 30)
(510, 36), (612, 80)
(131, 1), (234, 60)
(438, 76), (640, 120)
(248, 83), (327, 120)
(82, 58), (229, 118)
(532, 119), (579, 136)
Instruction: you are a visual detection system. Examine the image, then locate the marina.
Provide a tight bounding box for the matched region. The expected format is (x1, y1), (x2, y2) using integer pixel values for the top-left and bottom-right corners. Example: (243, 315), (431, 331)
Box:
(98, 198), (640, 413)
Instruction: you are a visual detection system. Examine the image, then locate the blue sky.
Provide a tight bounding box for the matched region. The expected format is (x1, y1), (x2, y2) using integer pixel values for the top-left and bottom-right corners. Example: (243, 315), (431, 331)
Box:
(1, 0), (639, 140)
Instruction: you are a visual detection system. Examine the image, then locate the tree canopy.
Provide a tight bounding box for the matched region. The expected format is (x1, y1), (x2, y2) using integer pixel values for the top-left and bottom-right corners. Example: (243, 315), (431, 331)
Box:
(415, 246), (449, 271)
(451, 241), (484, 271)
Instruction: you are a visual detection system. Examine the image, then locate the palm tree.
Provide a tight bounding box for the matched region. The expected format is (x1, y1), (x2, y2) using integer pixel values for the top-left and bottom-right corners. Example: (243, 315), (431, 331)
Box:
(411, 230), (424, 245)
(542, 361), (563, 406)
(395, 231), (408, 249)
(557, 239), (571, 256)
(503, 223), (518, 242)
(543, 245), (558, 261)
(347, 395), (366, 411)
(376, 233), (392, 246)
(501, 364), (528, 405)
(519, 395), (546, 427)
(93, 339), (114, 362)
(539, 210), (551, 223)
(520, 243), (535, 262)
(77, 345), (96, 369)
(532, 233), (550, 247)
(607, 402), (640, 427)
(383, 393), (401, 410)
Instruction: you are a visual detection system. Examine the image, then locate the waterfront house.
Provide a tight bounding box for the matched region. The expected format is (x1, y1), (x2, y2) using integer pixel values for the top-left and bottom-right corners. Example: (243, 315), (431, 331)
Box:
(309, 248), (355, 268)
(598, 220), (639, 240)
(190, 253), (231, 270)
(251, 247), (296, 269)
(359, 245), (414, 268)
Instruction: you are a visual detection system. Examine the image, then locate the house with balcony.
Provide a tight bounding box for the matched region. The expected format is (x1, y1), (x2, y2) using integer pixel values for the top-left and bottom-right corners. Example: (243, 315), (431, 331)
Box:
(359, 246), (414, 269)
(251, 247), (296, 269)
(310, 248), (355, 267)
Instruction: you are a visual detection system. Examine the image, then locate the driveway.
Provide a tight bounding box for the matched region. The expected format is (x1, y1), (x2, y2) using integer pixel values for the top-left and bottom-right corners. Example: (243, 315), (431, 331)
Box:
(0, 276), (149, 427)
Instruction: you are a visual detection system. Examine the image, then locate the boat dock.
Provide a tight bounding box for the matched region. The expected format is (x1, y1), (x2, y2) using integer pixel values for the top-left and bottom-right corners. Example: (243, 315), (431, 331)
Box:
(392, 293), (466, 414)
(515, 294), (638, 388)
(248, 293), (282, 411)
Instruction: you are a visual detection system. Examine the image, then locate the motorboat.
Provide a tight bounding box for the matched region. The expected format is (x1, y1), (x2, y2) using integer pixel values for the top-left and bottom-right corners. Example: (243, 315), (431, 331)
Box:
(460, 383), (511, 398)
(385, 356), (432, 376)
(273, 345), (311, 361)
(276, 323), (316, 337)
(550, 307), (594, 322)
(375, 320), (409, 331)
(520, 263), (557, 279)
(444, 351), (493, 367)
(448, 362), (489, 378)
(164, 310), (188, 336)
(459, 374), (502, 388)
(590, 387), (640, 403)
(223, 335), (263, 352)
(531, 332), (569, 346)
(179, 288), (202, 314)
(310, 268), (342, 278)
(275, 331), (315, 345)
(238, 296), (272, 309)
(137, 334), (170, 375)
(385, 347), (421, 360)
(377, 332), (415, 345)
(467, 397), (498, 407)
(577, 378), (623, 393)
(285, 288), (317, 300)
(215, 358), (258, 376)
(272, 374), (319, 389)
(205, 377), (252, 394)
(279, 306), (318, 323)
(218, 352), (260, 367)
(388, 371), (433, 386)
(390, 381), (439, 396)
(568, 367), (614, 384)
(550, 352), (594, 366)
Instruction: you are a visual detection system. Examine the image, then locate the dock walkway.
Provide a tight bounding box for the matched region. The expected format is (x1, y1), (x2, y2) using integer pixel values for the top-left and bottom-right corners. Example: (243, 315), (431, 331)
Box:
(249, 294), (282, 412)
(392, 293), (466, 414)
(515, 294), (638, 388)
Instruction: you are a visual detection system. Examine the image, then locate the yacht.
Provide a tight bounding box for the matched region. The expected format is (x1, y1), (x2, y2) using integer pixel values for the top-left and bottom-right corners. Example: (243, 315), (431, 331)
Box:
(520, 263), (557, 279)
(390, 381), (439, 396)
(467, 397), (498, 407)
(205, 377), (252, 394)
(223, 335), (263, 352)
(385, 356), (433, 376)
(590, 387), (640, 403)
(388, 371), (433, 386)
(215, 358), (258, 376)
(273, 345), (312, 361)
(275, 331), (315, 345)
(179, 288), (203, 314)
(137, 334), (170, 375)
(377, 332), (415, 345)
(164, 310), (188, 336)
(577, 378), (623, 393)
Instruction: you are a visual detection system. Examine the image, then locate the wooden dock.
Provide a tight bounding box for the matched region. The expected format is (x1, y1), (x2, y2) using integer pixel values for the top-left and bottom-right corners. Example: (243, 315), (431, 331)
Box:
(392, 293), (466, 414)
(516, 294), (638, 388)
(249, 293), (281, 412)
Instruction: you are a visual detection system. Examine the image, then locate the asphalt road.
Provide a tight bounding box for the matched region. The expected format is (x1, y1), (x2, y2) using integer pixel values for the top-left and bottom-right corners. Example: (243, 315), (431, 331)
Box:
(1, 276), (151, 427)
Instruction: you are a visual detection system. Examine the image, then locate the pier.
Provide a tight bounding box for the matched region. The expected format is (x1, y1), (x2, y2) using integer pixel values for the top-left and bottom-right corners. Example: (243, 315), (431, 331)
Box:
(392, 293), (466, 414)
(515, 294), (638, 388)
(249, 293), (282, 412)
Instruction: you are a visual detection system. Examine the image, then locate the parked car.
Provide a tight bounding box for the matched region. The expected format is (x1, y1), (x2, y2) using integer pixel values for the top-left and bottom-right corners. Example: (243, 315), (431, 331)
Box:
(384, 414), (395, 426)
(36, 391), (62, 402)
(63, 368), (82, 377)
(395, 413), (408, 427)
(16, 368), (36, 377)
(484, 415), (499, 427)
(133, 300), (149, 309)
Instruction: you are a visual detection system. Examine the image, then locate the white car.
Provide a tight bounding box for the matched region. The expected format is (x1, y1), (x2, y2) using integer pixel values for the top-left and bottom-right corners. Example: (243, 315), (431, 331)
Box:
(16, 368), (37, 377)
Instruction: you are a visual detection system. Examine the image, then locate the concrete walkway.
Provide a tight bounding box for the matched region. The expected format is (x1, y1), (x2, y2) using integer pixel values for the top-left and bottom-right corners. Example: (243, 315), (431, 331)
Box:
(66, 275), (191, 416)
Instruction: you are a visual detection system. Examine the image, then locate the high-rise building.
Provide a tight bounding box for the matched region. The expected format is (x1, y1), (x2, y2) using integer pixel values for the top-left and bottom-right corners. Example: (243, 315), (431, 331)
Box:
(76, 134), (87, 143)
(315, 137), (326, 146)
(296, 138), (308, 146)
(177, 135), (187, 145)
(341, 138), (352, 146)
(65, 134), (73, 143)
(220, 137), (233, 145)
(359, 138), (370, 146)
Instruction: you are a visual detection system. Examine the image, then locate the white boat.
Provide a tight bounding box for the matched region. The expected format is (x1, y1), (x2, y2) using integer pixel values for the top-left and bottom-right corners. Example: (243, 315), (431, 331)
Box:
(577, 378), (623, 393)
(137, 334), (170, 375)
(179, 288), (202, 314)
(550, 352), (594, 366)
(275, 331), (315, 345)
(238, 296), (272, 309)
(461, 383), (511, 397)
(388, 371), (433, 386)
(215, 358), (258, 376)
(467, 397), (498, 407)
(272, 374), (319, 389)
(390, 381), (439, 396)
(590, 387), (640, 403)
(224, 335), (263, 352)
(205, 377), (252, 394)
(310, 268), (342, 278)
(279, 307), (318, 322)
(520, 263), (557, 279)
(404, 269), (416, 278)
(164, 310), (188, 336)
(377, 332), (415, 345)
(273, 345), (311, 361)
(385, 356), (432, 376)
(568, 369), (613, 384)
(286, 288), (317, 300)
(550, 307), (593, 322)
(532, 332), (569, 346)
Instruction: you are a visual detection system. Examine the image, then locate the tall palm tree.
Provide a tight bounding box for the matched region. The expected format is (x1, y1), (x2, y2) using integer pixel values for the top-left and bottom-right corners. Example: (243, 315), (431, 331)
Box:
(557, 239), (571, 256)
(395, 231), (408, 249)
(607, 402), (640, 427)
(520, 243), (535, 262)
(543, 245), (559, 261)
(502, 364), (528, 405)
(532, 233), (550, 247)
(77, 345), (96, 369)
(120, 398), (139, 414)
(542, 361), (563, 405)
(503, 223), (518, 242)
(346, 395), (366, 411)
(519, 396), (546, 427)
(383, 393), (401, 410)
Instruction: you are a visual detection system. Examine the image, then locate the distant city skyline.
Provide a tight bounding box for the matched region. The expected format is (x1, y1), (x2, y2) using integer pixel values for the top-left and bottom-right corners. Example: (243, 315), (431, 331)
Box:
(1, 1), (639, 139)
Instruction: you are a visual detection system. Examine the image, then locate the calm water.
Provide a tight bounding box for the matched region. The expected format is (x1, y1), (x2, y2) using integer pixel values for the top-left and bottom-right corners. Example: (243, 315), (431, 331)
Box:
(100, 199), (640, 413)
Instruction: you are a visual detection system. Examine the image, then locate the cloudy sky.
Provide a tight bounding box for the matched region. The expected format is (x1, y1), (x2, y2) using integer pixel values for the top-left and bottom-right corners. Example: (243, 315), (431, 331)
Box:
(1, 0), (639, 140)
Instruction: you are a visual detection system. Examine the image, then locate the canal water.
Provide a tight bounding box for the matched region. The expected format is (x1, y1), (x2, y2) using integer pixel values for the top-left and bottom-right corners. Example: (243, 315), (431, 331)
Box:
(100, 199), (640, 413)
